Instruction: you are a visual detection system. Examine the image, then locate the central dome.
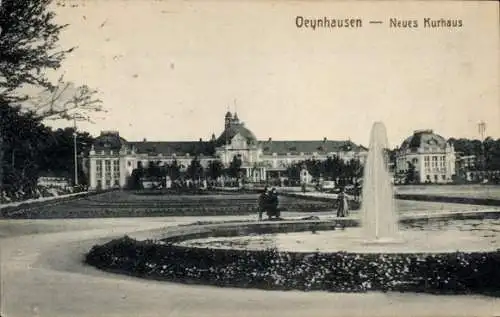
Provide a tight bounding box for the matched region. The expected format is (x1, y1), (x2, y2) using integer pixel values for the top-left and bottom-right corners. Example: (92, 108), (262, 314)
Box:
(216, 124), (257, 146)
(400, 129), (447, 151)
(93, 131), (128, 150)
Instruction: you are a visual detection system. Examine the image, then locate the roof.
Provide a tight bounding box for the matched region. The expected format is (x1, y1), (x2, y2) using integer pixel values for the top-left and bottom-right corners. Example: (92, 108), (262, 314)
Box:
(258, 140), (365, 155)
(400, 130), (447, 150)
(92, 128), (366, 157)
(93, 131), (128, 150)
(128, 141), (216, 156)
(215, 124), (257, 146)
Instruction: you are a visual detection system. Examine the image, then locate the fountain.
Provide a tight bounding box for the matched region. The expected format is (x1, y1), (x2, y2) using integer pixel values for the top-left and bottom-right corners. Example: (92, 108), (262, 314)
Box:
(173, 122), (498, 254)
(361, 122), (403, 244)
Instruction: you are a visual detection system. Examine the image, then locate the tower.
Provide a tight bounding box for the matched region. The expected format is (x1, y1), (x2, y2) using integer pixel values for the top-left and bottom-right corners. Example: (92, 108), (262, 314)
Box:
(232, 112), (240, 125)
(224, 111), (232, 129)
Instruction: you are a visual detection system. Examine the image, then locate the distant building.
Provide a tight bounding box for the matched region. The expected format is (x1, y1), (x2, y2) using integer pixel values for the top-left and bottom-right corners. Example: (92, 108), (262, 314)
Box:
(456, 154), (477, 171)
(86, 112), (368, 190)
(37, 173), (71, 189)
(395, 129), (456, 184)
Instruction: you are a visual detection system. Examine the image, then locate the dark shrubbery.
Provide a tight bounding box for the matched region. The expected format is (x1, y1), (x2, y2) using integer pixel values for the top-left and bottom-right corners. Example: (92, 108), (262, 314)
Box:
(395, 194), (500, 207)
(85, 236), (500, 294)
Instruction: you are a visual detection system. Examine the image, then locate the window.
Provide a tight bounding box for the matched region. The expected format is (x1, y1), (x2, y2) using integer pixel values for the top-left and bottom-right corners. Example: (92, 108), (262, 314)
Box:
(96, 160), (102, 178)
(442, 175), (446, 180)
(114, 160), (120, 178)
(105, 160), (111, 178)
(431, 156), (438, 169)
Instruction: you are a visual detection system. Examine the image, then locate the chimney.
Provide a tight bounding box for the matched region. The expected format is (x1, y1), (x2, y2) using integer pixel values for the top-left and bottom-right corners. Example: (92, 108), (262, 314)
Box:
(143, 138), (147, 142)
(323, 137), (327, 143)
(199, 138), (203, 142)
(268, 137), (272, 142)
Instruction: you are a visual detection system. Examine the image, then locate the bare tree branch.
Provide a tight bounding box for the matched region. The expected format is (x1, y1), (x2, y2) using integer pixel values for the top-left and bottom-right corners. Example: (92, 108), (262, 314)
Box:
(24, 75), (105, 122)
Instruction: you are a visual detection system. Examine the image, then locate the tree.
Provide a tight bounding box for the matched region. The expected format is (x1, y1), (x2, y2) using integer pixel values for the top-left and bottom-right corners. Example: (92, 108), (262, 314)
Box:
(0, 0), (103, 201)
(38, 127), (94, 180)
(146, 161), (162, 180)
(0, 102), (50, 198)
(168, 160), (181, 181)
(129, 167), (144, 190)
(228, 155), (242, 178)
(187, 156), (203, 180)
(286, 163), (301, 179)
(0, 0), (74, 100)
(405, 162), (418, 184)
(207, 160), (223, 180)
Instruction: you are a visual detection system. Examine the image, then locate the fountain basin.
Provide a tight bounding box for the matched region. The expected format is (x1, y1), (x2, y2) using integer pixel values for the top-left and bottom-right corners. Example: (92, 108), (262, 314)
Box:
(177, 225), (498, 253)
(85, 212), (500, 294)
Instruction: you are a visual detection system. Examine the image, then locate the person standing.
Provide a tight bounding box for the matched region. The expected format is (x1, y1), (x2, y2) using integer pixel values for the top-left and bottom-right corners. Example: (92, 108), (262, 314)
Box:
(258, 186), (269, 221)
(354, 181), (361, 202)
(269, 187), (280, 219)
(336, 188), (349, 217)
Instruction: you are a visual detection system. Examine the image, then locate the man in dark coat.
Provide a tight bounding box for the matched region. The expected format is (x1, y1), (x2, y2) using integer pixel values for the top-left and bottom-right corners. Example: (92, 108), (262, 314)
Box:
(258, 186), (269, 221)
(268, 188), (280, 219)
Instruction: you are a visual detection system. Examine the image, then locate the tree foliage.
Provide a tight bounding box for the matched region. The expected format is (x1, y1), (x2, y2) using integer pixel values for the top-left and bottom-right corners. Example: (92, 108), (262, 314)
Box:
(449, 137), (500, 171)
(207, 160), (223, 180)
(0, 0), (73, 100)
(286, 156), (363, 184)
(0, 0), (104, 201)
(228, 155), (243, 178)
(0, 101), (95, 198)
(404, 162), (418, 184)
(0, 101), (48, 196)
(187, 157), (203, 180)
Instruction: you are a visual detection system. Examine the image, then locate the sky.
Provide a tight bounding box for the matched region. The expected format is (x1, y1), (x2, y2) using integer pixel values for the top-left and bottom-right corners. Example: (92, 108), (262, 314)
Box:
(43, 0), (499, 148)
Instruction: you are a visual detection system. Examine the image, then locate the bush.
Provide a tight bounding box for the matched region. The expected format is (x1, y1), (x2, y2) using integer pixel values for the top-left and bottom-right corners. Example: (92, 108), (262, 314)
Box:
(85, 236), (500, 294)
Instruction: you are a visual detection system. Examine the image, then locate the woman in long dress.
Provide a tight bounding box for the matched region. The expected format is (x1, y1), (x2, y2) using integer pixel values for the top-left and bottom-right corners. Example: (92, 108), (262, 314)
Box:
(336, 189), (349, 217)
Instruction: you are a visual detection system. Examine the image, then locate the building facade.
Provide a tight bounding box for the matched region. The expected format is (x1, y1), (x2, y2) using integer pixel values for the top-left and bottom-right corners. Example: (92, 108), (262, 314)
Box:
(86, 112), (368, 190)
(395, 129), (456, 183)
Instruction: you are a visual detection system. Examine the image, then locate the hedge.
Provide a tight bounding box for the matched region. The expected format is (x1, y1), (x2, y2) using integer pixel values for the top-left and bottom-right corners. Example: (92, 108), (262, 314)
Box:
(85, 235), (500, 295)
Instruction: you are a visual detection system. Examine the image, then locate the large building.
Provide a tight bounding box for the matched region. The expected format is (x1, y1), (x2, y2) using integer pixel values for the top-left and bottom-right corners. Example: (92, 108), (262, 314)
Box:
(395, 129), (456, 183)
(86, 112), (368, 190)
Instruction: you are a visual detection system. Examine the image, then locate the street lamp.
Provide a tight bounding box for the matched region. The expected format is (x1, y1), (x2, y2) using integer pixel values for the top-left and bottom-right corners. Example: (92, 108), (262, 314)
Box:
(73, 116), (78, 186)
(478, 121), (486, 172)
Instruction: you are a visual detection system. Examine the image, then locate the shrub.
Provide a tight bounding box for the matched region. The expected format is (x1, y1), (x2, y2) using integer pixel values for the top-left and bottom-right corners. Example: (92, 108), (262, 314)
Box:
(85, 236), (500, 294)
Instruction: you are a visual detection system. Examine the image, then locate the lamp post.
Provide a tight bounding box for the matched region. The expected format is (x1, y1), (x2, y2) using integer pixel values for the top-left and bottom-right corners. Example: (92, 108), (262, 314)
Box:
(478, 121), (486, 173)
(73, 116), (78, 186)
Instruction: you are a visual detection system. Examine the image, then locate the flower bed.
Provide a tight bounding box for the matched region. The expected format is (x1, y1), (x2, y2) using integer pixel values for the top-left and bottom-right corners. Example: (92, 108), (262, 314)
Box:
(1, 190), (337, 219)
(395, 194), (500, 207)
(85, 235), (500, 294)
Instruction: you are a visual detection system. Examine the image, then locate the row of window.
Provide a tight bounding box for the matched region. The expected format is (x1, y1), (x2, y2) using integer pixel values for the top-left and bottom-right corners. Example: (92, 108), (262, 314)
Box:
(423, 155), (446, 162)
(96, 179), (120, 188)
(426, 174), (447, 181)
(424, 168), (447, 173)
(96, 159), (120, 178)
